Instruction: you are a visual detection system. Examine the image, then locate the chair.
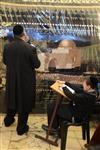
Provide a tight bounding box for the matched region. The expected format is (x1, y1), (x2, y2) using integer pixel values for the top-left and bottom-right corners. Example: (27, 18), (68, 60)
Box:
(60, 99), (100, 150)
(60, 115), (90, 150)
(59, 86), (97, 150)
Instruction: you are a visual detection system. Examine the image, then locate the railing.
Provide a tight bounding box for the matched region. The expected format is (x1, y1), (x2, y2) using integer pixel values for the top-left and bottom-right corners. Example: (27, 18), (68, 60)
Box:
(0, 8), (99, 37)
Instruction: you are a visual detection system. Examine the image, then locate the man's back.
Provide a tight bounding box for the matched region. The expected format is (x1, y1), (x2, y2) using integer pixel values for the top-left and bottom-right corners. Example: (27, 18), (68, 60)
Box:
(3, 37), (40, 112)
(4, 39), (36, 71)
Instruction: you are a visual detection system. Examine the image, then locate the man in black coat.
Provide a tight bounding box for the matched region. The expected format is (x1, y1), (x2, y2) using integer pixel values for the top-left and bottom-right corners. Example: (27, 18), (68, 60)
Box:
(3, 25), (40, 135)
(42, 76), (98, 134)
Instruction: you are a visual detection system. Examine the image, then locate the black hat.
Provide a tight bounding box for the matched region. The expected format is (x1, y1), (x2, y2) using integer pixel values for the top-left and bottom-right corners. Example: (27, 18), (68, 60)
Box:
(13, 25), (24, 36)
(90, 76), (98, 88)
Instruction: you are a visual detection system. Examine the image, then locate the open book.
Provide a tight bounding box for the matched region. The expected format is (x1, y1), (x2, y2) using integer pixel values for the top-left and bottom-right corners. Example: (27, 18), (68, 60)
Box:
(50, 81), (75, 97)
(60, 84), (75, 94)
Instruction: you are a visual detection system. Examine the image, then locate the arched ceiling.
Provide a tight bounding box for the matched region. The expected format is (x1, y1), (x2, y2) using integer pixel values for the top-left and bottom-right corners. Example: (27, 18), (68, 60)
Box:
(0, 0), (100, 45)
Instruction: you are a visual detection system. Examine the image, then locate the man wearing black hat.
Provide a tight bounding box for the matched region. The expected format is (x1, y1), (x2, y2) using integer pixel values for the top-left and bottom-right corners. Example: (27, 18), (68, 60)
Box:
(3, 25), (40, 135)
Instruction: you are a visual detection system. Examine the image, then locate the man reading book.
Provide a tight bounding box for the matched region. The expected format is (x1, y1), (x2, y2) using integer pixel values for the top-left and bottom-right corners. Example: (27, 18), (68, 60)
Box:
(42, 76), (98, 135)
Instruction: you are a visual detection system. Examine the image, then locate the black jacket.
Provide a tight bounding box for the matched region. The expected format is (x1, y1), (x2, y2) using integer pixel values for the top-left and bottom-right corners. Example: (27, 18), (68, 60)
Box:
(3, 38), (40, 113)
(62, 82), (96, 122)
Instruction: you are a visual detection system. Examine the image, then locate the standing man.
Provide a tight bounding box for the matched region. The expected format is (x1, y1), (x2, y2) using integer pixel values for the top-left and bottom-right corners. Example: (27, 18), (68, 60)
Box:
(3, 25), (40, 135)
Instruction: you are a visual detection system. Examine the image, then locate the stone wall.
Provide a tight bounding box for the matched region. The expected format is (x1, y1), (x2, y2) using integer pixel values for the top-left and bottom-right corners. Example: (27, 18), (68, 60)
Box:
(36, 71), (84, 84)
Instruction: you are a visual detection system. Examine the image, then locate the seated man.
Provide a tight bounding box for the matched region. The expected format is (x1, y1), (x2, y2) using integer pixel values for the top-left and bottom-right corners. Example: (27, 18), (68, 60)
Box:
(42, 76), (98, 135)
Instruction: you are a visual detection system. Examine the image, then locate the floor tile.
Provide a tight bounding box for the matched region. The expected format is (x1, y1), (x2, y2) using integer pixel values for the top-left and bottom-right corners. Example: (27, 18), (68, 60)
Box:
(0, 114), (96, 150)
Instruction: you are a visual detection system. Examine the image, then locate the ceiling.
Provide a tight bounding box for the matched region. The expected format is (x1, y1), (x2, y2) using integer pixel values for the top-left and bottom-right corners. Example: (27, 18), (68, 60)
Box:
(0, 0), (100, 45)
